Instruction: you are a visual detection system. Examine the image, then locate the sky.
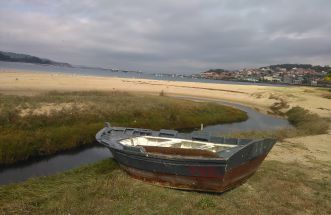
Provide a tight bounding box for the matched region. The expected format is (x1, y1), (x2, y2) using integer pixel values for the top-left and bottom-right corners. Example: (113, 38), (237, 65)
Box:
(0, 0), (330, 74)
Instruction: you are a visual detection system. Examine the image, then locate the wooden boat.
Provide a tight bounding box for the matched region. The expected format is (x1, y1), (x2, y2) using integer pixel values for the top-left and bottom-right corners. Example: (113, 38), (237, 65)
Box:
(96, 123), (276, 193)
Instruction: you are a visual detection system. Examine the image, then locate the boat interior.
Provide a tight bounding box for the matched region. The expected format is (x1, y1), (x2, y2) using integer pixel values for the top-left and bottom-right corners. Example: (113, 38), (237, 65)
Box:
(119, 136), (237, 153)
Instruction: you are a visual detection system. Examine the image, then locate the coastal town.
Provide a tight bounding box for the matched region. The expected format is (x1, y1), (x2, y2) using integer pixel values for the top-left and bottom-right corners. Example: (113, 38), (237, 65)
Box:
(197, 64), (331, 86)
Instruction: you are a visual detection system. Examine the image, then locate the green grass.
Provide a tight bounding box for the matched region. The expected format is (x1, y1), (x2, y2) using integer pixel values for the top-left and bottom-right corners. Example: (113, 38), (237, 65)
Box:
(0, 159), (330, 215)
(0, 91), (247, 164)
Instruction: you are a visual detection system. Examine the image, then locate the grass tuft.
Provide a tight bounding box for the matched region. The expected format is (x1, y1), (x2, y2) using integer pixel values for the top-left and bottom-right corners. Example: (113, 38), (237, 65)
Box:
(286, 106), (329, 135)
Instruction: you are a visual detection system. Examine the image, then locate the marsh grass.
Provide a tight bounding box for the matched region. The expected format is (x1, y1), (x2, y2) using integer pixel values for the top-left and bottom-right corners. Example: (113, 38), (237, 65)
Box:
(228, 105), (330, 141)
(0, 91), (247, 164)
(0, 159), (329, 214)
(286, 106), (329, 135)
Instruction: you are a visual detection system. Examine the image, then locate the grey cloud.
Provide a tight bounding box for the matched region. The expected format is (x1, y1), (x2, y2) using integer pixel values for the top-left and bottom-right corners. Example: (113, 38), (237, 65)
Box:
(0, 0), (330, 74)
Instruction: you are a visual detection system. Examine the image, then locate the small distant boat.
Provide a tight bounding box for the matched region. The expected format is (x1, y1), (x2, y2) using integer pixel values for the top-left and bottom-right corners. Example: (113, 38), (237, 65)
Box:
(96, 123), (276, 193)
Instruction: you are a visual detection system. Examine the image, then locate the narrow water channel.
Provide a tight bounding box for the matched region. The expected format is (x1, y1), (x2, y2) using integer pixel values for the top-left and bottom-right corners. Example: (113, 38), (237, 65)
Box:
(0, 98), (291, 185)
(0, 145), (110, 185)
(184, 97), (291, 134)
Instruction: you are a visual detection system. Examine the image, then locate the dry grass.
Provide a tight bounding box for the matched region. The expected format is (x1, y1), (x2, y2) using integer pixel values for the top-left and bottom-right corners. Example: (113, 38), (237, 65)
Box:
(268, 94), (289, 116)
(322, 94), (331, 99)
(317, 88), (331, 99)
(0, 159), (329, 215)
(286, 106), (330, 135)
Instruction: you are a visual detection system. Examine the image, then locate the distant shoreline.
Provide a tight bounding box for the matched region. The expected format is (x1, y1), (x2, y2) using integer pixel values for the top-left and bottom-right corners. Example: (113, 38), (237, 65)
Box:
(0, 61), (288, 87)
(2, 60), (331, 88)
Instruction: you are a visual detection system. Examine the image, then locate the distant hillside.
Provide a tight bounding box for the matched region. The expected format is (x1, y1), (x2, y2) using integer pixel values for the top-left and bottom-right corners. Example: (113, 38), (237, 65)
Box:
(203, 64), (331, 74)
(203, 69), (229, 74)
(0, 51), (71, 67)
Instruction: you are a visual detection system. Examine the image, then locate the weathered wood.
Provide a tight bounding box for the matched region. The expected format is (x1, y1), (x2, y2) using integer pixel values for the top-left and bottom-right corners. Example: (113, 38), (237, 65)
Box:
(96, 125), (276, 193)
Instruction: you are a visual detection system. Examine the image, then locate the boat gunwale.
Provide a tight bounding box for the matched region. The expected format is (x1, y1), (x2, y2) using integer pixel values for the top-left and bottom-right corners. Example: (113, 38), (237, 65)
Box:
(111, 147), (229, 164)
(97, 125), (275, 163)
(101, 135), (233, 162)
(119, 135), (239, 148)
(102, 136), (251, 164)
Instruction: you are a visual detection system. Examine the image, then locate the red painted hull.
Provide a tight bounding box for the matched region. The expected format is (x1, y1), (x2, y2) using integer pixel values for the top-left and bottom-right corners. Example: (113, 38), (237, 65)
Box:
(120, 154), (267, 193)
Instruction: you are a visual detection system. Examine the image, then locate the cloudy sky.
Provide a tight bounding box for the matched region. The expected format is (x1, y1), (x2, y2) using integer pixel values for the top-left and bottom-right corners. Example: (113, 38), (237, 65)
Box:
(0, 0), (330, 74)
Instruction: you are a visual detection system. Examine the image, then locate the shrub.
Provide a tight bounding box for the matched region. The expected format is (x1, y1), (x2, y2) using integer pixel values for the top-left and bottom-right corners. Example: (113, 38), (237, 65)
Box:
(286, 106), (329, 135)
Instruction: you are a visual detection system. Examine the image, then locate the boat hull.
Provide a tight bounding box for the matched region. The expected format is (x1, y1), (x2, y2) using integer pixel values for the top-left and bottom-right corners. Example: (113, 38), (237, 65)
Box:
(110, 148), (267, 193)
(96, 125), (276, 193)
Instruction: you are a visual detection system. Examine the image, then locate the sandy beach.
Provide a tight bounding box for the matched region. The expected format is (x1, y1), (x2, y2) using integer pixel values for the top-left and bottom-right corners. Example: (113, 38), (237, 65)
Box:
(1, 69), (330, 165)
(1, 69), (330, 118)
